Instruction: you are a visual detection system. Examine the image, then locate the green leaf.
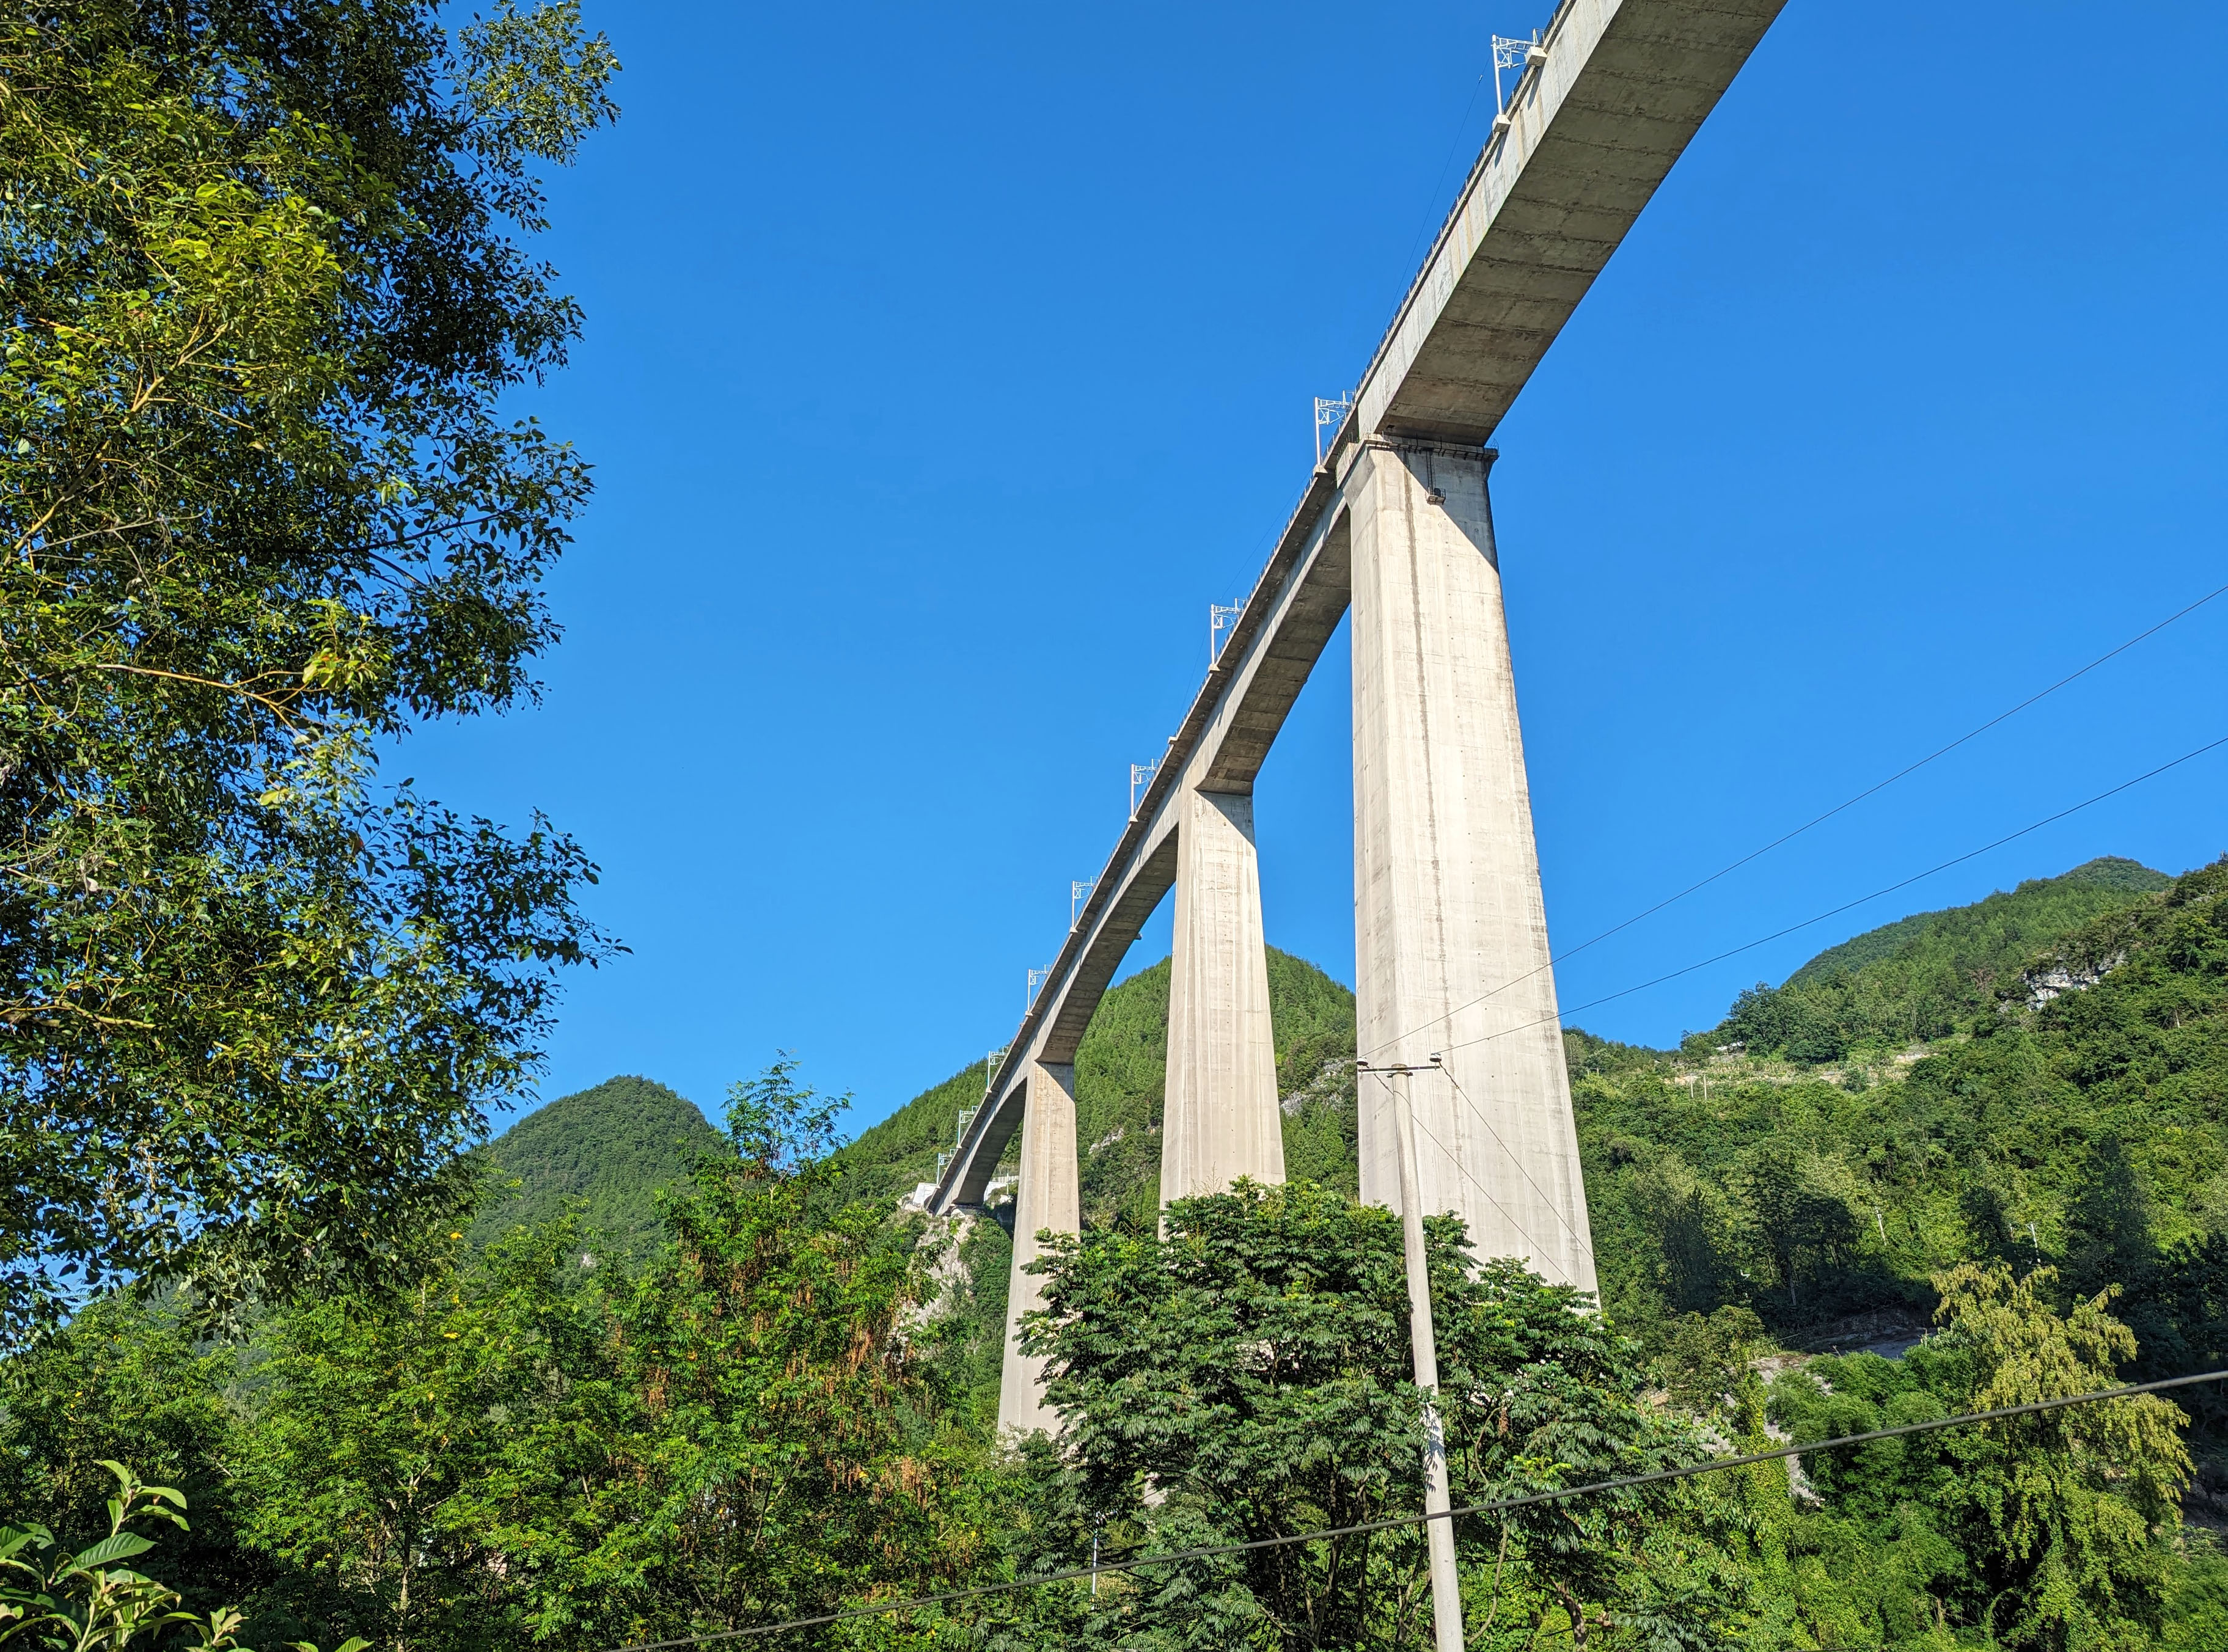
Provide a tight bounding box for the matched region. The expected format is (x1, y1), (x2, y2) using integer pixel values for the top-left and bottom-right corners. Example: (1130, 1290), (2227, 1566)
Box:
(69, 1532), (153, 1568)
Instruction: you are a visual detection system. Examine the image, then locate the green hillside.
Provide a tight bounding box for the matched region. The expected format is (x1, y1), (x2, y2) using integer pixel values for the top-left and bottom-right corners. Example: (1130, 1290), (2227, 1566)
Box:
(471, 1075), (723, 1265)
(837, 947), (1362, 1422)
(470, 854), (2207, 1367)
(1703, 855), (2172, 1062)
(1582, 857), (2228, 1356)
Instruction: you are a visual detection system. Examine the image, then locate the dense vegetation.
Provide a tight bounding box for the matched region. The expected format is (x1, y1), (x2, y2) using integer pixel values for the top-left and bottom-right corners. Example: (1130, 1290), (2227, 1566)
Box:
(1580, 858), (2228, 1376)
(0, 1068), (992, 1649)
(471, 1075), (722, 1265)
(995, 1183), (1742, 1651)
(837, 947), (1363, 1428)
(1704, 857), (2171, 1063)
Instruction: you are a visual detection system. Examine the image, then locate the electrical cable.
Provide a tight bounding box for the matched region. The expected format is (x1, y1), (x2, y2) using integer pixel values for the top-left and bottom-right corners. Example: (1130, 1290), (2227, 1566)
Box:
(1398, 71), (1491, 288)
(605, 1367), (2228, 1648)
(1439, 1065), (1595, 1269)
(1413, 728), (2228, 1061)
(1358, 1062), (1575, 1287)
(1361, 576), (2228, 1060)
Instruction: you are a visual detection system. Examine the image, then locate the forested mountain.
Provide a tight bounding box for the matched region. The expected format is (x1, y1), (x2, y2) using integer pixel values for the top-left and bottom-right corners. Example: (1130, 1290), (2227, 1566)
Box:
(1703, 855), (2172, 1061)
(820, 855), (2224, 1439)
(1581, 857), (2226, 1354)
(843, 946), (1360, 1218)
(836, 947), (1364, 1419)
(471, 1075), (722, 1265)
(471, 856), (2198, 1336)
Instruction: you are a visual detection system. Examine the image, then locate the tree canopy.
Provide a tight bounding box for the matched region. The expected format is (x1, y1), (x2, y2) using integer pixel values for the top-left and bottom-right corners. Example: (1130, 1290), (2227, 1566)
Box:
(0, 0), (618, 1336)
(1002, 1181), (1741, 1651)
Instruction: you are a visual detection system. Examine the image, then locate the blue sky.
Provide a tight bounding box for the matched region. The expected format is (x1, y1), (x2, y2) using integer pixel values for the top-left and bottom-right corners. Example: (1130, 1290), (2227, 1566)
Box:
(408, 1), (2228, 1133)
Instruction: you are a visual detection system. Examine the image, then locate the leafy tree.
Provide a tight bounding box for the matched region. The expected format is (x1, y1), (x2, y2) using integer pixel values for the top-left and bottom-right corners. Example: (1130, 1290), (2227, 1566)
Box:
(1621, 1152), (1729, 1316)
(1935, 1262), (2189, 1651)
(0, 0), (618, 1335)
(598, 1062), (992, 1646)
(2161, 1533), (2228, 1651)
(1768, 1263), (2191, 1649)
(235, 1219), (636, 1652)
(1005, 1182), (1440, 1651)
(0, 1296), (258, 1609)
(2064, 1134), (2158, 1299)
(1006, 1181), (1740, 1652)
(1726, 1141), (1858, 1311)
(0, 1461), (337, 1652)
(1651, 1306), (1766, 1419)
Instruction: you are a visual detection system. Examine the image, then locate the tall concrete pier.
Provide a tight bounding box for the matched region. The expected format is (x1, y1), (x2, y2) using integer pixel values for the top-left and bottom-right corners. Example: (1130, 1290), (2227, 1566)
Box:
(996, 1060), (1079, 1438)
(1162, 785), (1284, 1205)
(1349, 439), (1595, 1293)
(930, 0), (1789, 1433)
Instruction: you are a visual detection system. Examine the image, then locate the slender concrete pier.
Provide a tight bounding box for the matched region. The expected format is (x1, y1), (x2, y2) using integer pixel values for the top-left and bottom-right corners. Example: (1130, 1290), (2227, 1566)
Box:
(1348, 437), (1596, 1295)
(997, 1060), (1080, 1437)
(1160, 786), (1285, 1205)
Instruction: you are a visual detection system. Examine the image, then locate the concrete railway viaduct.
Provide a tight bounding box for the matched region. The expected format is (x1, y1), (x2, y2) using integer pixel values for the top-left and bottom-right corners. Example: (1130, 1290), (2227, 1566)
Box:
(917, 0), (1792, 1436)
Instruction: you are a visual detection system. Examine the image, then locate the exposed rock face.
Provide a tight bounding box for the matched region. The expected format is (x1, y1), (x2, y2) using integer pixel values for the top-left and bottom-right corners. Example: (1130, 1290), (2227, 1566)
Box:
(1280, 1054), (1355, 1117)
(908, 1208), (977, 1327)
(2023, 951), (2126, 1009)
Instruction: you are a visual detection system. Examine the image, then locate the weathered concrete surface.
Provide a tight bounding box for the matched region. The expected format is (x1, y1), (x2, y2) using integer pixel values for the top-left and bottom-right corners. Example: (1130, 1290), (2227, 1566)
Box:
(1162, 788), (1284, 1205)
(1349, 437), (1596, 1295)
(997, 1061), (1080, 1438)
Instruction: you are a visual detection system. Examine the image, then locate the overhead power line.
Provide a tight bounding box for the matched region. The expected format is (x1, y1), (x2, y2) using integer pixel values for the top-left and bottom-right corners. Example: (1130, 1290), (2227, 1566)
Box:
(1365, 575), (2228, 1060)
(606, 1368), (2228, 1649)
(1360, 1059), (1573, 1288)
(1421, 728), (2228, 1059)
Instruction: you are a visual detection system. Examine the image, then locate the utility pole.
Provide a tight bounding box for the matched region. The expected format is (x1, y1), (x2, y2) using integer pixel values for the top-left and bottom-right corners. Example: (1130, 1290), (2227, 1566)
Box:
(1130, 759), (1159, 819)
(1209, 601), (1244, 665)
(1313, 393), (1351, 464)
(1360, 1056), (1465, 1652)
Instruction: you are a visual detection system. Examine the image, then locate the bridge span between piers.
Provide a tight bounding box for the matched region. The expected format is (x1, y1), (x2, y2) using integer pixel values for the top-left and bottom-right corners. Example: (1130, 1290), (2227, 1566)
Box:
(923, 0), (1792, 1437)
